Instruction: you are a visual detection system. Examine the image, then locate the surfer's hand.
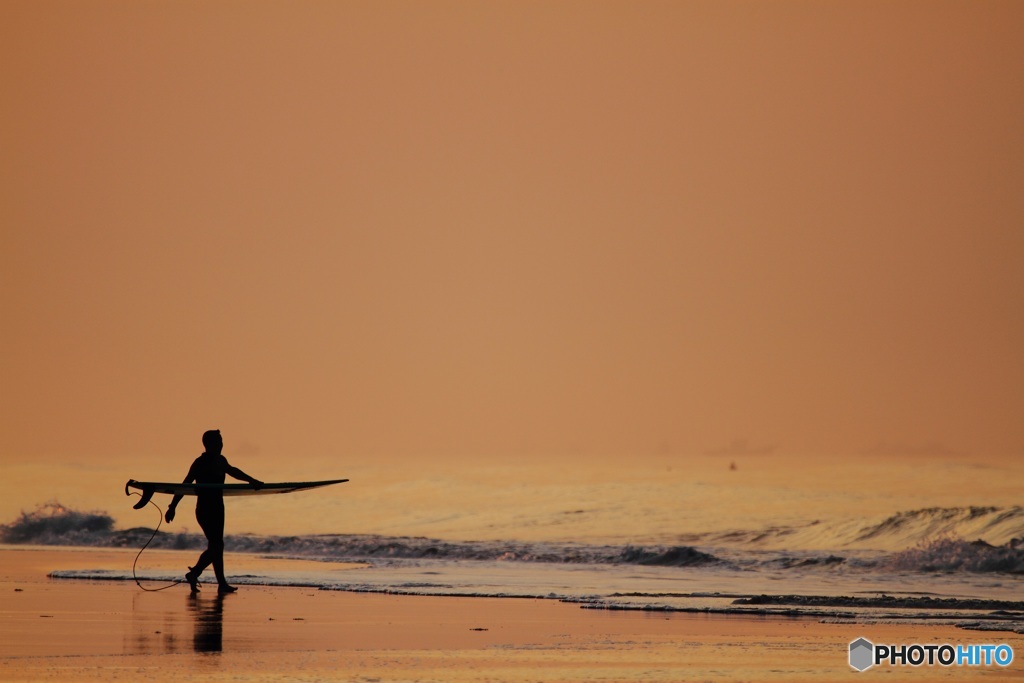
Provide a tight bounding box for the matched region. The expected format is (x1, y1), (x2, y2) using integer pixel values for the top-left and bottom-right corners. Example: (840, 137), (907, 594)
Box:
(165, 507), (175, 523)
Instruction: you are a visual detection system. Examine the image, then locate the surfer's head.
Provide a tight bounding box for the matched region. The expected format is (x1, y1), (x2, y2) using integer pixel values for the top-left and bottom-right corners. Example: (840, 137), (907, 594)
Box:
(202, 429), (223, 454)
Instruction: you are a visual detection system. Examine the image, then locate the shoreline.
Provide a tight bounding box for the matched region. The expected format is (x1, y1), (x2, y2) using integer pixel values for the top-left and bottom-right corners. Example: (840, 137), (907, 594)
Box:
(4, 546), (1024, 681)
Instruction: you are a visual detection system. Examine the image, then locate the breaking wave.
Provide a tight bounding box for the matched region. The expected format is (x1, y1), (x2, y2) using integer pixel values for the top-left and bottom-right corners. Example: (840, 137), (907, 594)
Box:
(853, 507), (1020, 546)
(684, 506), (1024, 551)
(0, 502), (116, 545)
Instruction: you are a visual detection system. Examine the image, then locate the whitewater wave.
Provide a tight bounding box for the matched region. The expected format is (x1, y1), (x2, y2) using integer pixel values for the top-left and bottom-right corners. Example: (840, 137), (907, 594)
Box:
(889, 537), (1024, 574)
(0, 502), (116, 545)
(227, 535), (725, 567)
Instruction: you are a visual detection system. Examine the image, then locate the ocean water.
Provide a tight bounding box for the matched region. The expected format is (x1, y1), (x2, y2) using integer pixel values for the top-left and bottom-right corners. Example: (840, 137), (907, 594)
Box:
(5, 454), (1024, 631)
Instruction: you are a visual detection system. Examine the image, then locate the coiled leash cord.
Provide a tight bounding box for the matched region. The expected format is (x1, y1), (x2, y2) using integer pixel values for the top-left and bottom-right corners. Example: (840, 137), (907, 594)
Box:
(127, 492), (186, 592)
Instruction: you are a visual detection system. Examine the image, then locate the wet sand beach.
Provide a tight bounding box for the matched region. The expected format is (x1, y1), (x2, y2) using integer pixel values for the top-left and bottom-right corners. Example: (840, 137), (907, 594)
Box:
(4, 546), (1023, 681)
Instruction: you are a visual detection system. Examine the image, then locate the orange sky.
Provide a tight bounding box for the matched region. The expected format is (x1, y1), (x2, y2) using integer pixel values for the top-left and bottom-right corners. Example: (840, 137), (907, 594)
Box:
(2, 1), (1022, 471)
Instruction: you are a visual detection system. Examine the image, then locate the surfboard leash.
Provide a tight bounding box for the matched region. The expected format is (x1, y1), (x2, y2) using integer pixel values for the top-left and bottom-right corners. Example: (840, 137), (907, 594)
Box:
(127, 492), (187, 592)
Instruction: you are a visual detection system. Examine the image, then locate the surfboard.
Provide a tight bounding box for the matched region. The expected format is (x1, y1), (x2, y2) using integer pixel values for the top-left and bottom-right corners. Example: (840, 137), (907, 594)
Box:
(125, 478), (348, 509)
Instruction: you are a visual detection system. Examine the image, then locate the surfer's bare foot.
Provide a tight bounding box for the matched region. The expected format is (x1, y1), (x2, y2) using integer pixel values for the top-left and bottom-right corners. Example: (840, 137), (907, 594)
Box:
(185, 568), (200, 592)
(218, 584), (237, 593)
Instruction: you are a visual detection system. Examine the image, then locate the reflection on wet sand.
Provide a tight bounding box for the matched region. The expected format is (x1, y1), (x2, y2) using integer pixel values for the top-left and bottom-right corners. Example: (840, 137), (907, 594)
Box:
(126, 590), (227, 655)
(190, 593), (225, 653)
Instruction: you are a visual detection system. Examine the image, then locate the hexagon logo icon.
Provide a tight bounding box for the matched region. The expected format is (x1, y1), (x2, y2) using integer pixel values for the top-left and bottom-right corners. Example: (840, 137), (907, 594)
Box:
(849, 637), (874, 671)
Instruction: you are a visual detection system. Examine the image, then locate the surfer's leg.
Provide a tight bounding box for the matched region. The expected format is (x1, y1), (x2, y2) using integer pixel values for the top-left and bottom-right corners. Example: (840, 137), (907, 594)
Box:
(184, 566), (201, 592)
(201, 503), (231, 589)
(191, 507), (219, 581)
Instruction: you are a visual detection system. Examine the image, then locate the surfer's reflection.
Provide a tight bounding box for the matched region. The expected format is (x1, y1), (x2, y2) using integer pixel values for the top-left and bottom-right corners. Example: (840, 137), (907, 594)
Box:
(189, 592), (226, 653)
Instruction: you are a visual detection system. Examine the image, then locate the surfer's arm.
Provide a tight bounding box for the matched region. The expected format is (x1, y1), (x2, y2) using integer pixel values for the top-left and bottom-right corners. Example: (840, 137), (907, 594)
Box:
(165, 494), (183, 523)
(165, 464), (198, 523)
(226, 465), (263, 489)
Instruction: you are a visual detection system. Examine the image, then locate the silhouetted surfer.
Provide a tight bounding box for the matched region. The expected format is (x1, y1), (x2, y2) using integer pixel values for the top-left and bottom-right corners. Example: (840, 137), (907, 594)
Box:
(164, 430), (262, 593)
